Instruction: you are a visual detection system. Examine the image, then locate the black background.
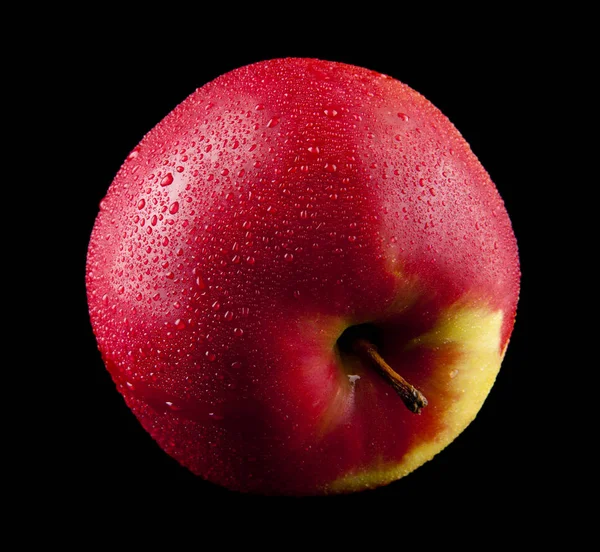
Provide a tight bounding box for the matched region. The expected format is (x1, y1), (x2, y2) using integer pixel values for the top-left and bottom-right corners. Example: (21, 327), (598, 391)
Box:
(39, 18), (557, 526)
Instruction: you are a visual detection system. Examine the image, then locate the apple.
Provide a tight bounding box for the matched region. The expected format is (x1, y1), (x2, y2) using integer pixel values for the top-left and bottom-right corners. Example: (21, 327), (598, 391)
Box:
(86, 58), (520, 495)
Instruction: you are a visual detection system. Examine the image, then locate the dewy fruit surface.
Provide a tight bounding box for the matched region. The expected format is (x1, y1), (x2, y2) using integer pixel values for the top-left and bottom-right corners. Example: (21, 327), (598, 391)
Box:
(86, 58), (520, 495)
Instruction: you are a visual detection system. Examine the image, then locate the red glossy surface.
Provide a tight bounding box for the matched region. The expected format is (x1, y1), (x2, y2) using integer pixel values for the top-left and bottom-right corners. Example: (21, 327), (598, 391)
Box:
(86, 58), (519, 494)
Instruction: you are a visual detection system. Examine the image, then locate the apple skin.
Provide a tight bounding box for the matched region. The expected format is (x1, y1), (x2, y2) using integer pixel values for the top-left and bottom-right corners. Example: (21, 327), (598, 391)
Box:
(86, 58), (520, 495)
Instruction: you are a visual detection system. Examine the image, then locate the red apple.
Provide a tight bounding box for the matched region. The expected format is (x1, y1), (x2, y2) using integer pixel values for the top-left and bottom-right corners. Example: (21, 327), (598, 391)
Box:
(86, 58), (520, 495)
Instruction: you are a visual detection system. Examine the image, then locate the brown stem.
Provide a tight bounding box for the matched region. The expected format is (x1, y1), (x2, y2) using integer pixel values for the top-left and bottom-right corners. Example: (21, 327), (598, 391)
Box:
(352, 338), (428, 414)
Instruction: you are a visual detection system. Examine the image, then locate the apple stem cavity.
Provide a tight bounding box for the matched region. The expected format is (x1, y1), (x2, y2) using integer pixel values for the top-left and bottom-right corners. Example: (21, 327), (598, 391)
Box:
(352, 338), (428, 414)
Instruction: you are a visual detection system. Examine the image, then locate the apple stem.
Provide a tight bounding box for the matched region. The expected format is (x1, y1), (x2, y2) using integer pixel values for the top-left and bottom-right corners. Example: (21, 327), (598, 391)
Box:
(352, 338), (428, 414)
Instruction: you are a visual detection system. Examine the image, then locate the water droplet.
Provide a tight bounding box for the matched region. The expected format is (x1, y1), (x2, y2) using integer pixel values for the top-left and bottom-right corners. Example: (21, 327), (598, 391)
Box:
(233, 327), (244, 337)
(324, 163), (337, 173)
(348, 235), (357, 243)
(160, 173), (174, 187)
(398, 113), (410, 121)
(211, 301), (220, 311)
(284, 253), (294, 262)
(231, 361), (243, 369)
(137, 199), (146, 210)
(175, 319), (186, 330)
(224, 311), (234, 321)
(293, 290), (301, 299)
(267, 116), (279, 128)
(449, 369), (459, 379)
(127, 148), (140, 160)
(206, 351), (216, 362)
(176, 166), (184, 173)
(169, 202), (179, 214)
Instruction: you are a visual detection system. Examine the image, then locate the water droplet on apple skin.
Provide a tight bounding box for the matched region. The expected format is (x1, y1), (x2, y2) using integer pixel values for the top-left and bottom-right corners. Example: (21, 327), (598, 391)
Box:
(160, 173), (174, 187)
(127, 147), (140, 161)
